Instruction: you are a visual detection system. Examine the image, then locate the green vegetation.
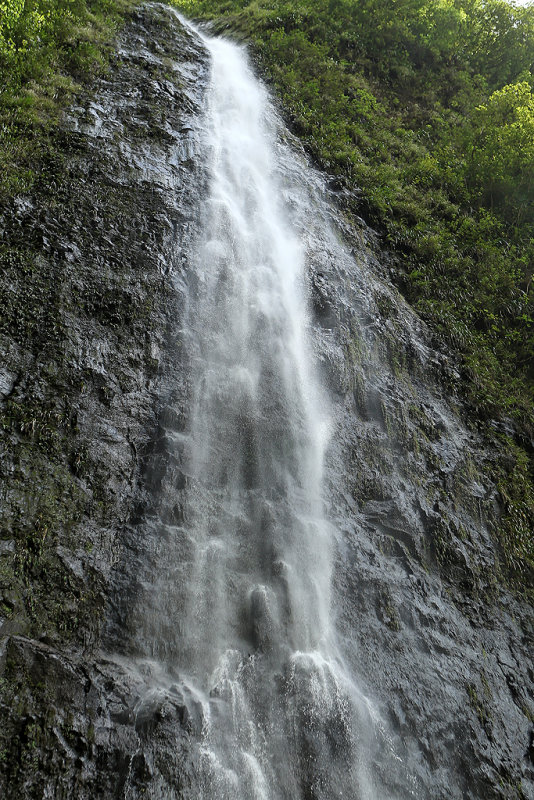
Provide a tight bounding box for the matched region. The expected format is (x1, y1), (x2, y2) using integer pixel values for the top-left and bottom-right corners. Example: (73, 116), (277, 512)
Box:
(174, 0), (534, 579)
(0, 0), (135, 196)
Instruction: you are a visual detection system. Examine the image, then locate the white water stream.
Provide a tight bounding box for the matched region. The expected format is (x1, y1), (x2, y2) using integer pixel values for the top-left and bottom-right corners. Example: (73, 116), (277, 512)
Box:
(168, 31), (395, 799)
(120, 24), (408, 800)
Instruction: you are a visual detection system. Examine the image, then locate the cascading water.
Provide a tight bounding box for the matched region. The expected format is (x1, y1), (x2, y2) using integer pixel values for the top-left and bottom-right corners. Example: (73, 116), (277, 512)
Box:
(181, 34), (332, 672)
(2, 5), (531, 799)
(178, 33), (373, 798)
(114, 22), (410, 800)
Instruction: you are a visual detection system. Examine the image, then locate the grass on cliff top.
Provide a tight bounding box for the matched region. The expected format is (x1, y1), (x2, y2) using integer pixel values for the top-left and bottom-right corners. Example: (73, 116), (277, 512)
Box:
(0, 0), (137, 197)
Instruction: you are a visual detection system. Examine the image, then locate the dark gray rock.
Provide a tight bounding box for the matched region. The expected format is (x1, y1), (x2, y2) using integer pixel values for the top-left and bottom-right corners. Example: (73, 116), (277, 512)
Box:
(314, 206), (534, 800)
(0, 3), (532, 800)
(0, 4), (209, 798)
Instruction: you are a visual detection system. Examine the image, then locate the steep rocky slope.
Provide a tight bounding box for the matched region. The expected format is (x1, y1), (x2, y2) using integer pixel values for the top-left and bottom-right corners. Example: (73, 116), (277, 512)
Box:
(0, 4), (532, 799)
(0, 5), (210, 795)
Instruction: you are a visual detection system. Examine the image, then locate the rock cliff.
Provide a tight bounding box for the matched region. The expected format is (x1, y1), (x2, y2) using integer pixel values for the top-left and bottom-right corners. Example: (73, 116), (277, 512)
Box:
(0, 4), (532, 799)
(0, 6), (209, 796)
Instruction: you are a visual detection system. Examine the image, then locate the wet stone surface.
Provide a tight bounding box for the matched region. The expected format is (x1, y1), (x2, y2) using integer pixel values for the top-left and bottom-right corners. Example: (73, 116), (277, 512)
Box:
(0, 5), (209, 798)
(0, 3), (532, 800)
(313, 203), (534, 799)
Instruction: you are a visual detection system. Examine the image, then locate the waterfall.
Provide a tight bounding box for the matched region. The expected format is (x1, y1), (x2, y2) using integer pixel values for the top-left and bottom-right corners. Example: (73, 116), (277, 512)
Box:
(181, 33), (366, 797)
(181, 35), (332, 672)
(115, 22), (410, 800)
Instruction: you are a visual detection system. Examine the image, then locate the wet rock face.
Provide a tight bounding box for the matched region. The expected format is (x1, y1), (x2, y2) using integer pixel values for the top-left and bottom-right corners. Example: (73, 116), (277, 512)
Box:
(0, 5), (532, 800)
(310, 208), (534, 799)
(0, 5), (209, 797)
